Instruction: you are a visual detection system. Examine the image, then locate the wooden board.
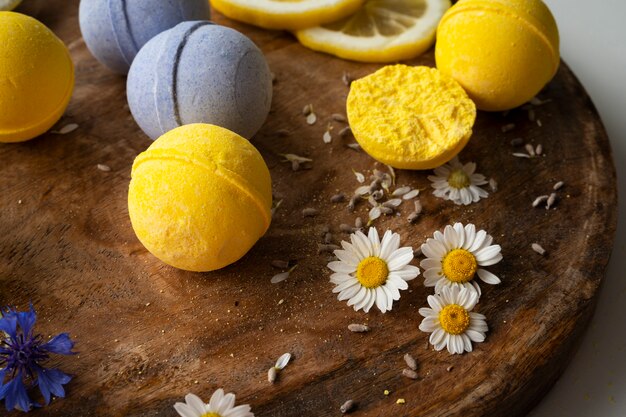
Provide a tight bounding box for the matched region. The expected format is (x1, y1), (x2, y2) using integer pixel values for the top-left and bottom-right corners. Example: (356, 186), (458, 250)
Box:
(0, 1), (617, 416)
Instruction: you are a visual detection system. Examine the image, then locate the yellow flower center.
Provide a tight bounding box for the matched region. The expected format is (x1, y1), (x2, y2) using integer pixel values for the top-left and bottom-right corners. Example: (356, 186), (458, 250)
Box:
(356, 256), (389, 288)
(438, 304), (471, 335)
(441, 249), (477, 283)
(201, 413), (221, 417)
(447, 169), (470, 189)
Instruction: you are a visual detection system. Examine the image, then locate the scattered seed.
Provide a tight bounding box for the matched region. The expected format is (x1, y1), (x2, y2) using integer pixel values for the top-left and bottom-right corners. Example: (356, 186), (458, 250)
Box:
(274, 129), (290, 137)
(535, 144), (543, 155)
(342, 71), (353, 87)
(318, 244), (340, 254)
(355, 185), (371, 196)
(404, 354), (417, 371)
(291, 160), (301, 171)
(396, 399), (406, 405)
(403, 189), (420, 200)
(532, 243), (546, 255)
(347, 196), (358, 212)
(302, 104), (312, 116)
(339, 126), (352, 138)
(324, 232), (333, 244)
(489, 178), (498, 192)
(348, 323), (370, 333)
(380, 206), (394, 215)
(525, 143), (536, 157)
(271, 271), (290, 284)
(268, 367), (277, 383)
(320, 225), (330, 235)
(306, 112), (317, 125)
(537, 119), (543, 127)
(413, 200), (423, 214)
(546, 192), (557, 209)
(381, 174), (393, 191)
(367, 196), (378, 207)
(302, 208), (319, 217)
(392, 186), (411, 197)
(340, 400), (355, 414)
(331, 193), (347, 203)
(271, 260), (289, 269)
(532, 195), (549, 207)
(323, 130), (332, 144)
(446, 366), (454, 372)
(275, 353), (292, 370)
(383, 198), (402, 208)
(510, 137), (524, 147)
(368, 179), (381, 193)
(368, 206), (382, 223)
(527, 108), (536, 122)
(52, 123), (79, 135)
(372, 190), (384, 201)
(346, 143), (360, 151)
(513, 152), (531, 158)
(530, 96), (544, 106)
(408, 212), (419, 224)
(387, 165), (396, 185)
(340, 224), (354, 234)
(354, 217), (363, 229)
(332, 113), (347, 123)
(354, 171), (365, 183)
(402, 369), (418, 380)
(271, 199), (283, 217)
(553, 181), (564, 191)
(501, 123), (516, 133)
(97, 164), (111, 172)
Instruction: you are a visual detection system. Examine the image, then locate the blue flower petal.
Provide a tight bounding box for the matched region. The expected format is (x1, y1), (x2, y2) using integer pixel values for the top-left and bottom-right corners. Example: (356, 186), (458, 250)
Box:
(35, 366), (72, 405)
(1, 372), (33, 412)
(42, 333), (75, 356)
(0, 314), (17, 339)
(15, 305), (37, 336)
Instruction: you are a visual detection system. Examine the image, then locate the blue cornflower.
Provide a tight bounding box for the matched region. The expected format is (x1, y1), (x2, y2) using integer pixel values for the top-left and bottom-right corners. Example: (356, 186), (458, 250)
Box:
(0, 304), (75, 412)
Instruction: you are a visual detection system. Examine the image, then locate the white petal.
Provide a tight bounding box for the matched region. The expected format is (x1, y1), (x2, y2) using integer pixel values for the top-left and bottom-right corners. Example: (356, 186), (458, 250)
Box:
(375, 287), (387, 313)
(388, 275), (408, 290)
(218, 393), (236, 414)
(434, 334), (448, 351)
(330, 273), (353, 285)
(460, 188), (472, 205)
(430, 328), (446, 345)
(418, 307), (435, 318)
(275, 353), (291, 370)
(338, 283), (361, 301)
(433, 166), (450, 177)
(421, 239), (446, 259)
(462, 333), (473, 352)
(185, 394), (207, 415)
(464, 162), (476, 175)
(466, 329), (486, 342)
(459, 288), (478, 310)
(477, 268), (501, 285)
(423, 268), (442, 285)
(327, 261), (356, 274)
(365, 289), (377, 313)
(443, 225), (459, 249)
(386, 247), (414, 270)
(478, 253), (503, 266)
(368, 227), (381, 255)
(379, 231), (400, 260)
(332, 279), (359, 293)
(467, 230), (487, 252)
(223, 405), (253, 417)
(463, 224), (476, 250)
(355, 289), (372, 312)
(347, 286), (367, 307)
(380, 284), (395, 308)
(174, 403), (200, 417)
(419, 318), (439, 332)
(426, 294), (444, 311)
(474, 245), (502, 263)
(393, 265), (420, 280)
(384, 282), (401, 300)
(209, 390), (224, 411)
(453, 223), (465, 248)
(420, 258), (440, 270)
(351, 231), (372, 258)
(334, 249), (360, 267)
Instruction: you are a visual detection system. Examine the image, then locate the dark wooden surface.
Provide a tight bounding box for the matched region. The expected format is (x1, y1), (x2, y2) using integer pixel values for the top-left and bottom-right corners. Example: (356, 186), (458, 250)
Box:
(0, 1), (617, 416)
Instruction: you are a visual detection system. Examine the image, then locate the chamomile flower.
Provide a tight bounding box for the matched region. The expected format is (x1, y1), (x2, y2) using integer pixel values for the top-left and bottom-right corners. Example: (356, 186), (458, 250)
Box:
(418, 286), (488, 354)
(428, 157), (488, 205)
(328, 228), (420, 313)
(174, 390), (253, 417)
(420, 223), (502, 296)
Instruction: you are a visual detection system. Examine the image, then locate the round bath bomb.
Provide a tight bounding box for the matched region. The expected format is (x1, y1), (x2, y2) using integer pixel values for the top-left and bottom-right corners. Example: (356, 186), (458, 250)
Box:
(128, 123), (272, 272)
(79, 0), (210, 74)
(435, 0), (560, 111)
(0, 0), (21, 11)
(127, 21), (272, 140)
(0, 12), (74, 143)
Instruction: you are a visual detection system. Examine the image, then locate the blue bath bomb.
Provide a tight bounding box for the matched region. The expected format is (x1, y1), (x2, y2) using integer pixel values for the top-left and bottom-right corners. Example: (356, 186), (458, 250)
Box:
(79, 0), (210, 74)
(127, 21), (273, 140)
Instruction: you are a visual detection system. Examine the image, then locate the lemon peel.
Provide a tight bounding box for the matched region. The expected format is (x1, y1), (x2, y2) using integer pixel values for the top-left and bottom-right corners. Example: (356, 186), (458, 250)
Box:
(295, 0), (450, 63)
(346, 65), (476, 170)
(211, 0), (365, 31)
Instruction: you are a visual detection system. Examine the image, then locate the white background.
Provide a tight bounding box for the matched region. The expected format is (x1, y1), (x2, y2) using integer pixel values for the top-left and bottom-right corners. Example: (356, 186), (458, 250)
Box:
(529, 1), (625, 416)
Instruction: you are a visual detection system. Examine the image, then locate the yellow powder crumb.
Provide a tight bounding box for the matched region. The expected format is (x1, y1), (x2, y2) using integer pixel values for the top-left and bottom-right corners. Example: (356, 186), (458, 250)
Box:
(396, 399), (406, 405)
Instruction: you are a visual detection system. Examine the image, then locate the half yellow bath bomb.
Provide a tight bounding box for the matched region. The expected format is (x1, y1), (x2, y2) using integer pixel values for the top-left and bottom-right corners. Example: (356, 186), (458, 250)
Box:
(0, 12), (74, 143)
(435, 0), (560, 111)
(347, 65), (476, 170)
(128, 124), (272, 272)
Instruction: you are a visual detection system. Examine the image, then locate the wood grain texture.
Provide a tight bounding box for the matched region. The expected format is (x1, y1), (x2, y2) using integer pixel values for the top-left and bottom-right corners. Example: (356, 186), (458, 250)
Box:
(0, 1), (617, 416)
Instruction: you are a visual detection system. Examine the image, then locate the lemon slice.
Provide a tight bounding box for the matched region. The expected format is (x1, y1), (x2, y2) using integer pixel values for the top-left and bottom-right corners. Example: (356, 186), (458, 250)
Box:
(347, 65), (476, 170)
(0, 0), (22, 11)
(211, 0), (365, 31)
(296, 0), (450, 62)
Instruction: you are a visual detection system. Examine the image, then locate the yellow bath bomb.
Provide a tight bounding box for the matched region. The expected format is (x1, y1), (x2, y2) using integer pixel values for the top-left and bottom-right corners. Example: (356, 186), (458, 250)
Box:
(128, 124), (272, 272)
(0, 12), (74, 143)
(346, 65), (476, 170)
(435, 0), (560, 111)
